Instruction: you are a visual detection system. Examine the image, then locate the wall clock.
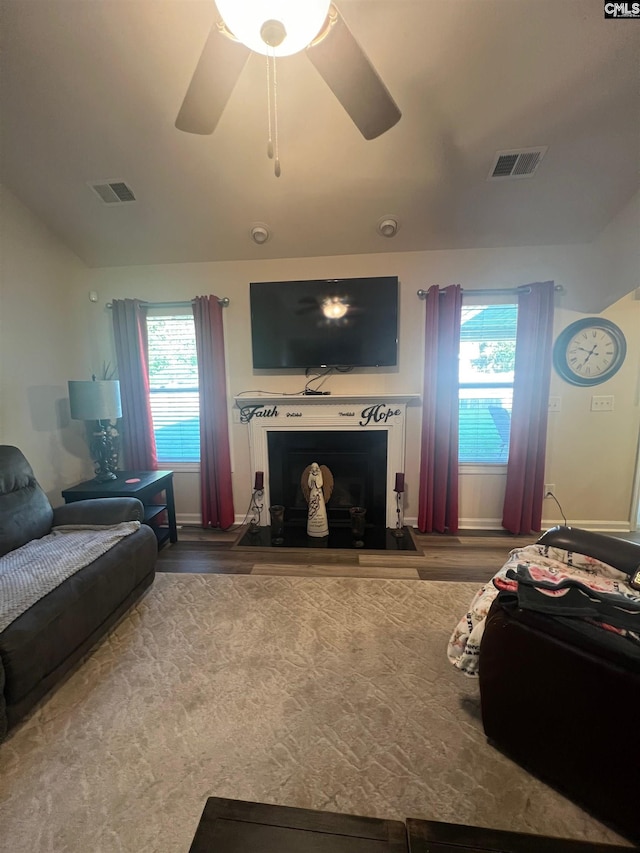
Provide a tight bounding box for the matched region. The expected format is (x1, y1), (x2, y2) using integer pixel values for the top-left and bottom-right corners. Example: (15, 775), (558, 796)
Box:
(553, 318), (626, 386)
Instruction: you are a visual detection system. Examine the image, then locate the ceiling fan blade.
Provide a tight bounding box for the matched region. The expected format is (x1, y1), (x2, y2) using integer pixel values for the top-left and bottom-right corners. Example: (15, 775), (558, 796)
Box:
(306, 5), (401, 141)
(175, 20), (250, 135)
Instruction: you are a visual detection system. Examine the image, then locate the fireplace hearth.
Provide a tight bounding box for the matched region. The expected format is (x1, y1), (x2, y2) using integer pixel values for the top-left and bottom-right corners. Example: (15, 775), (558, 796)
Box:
(234, 523), (417, 551)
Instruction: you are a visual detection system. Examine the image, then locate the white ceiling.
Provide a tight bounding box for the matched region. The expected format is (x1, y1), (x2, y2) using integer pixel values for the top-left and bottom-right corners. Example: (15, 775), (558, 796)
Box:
(1, 0), (638, 268)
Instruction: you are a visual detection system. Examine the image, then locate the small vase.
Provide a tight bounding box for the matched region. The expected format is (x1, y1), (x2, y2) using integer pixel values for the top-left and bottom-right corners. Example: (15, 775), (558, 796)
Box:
(349, 506), (366, 548)
(269, 505), (285, 545)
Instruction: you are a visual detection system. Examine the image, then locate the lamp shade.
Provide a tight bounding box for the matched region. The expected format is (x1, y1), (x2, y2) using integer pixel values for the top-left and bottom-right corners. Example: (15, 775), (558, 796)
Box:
(68, 380), (122, 421)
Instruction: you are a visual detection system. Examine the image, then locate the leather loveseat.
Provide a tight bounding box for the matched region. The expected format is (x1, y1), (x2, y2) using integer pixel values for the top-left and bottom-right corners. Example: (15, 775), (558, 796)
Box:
(0, 445), (157, 741)
(479, 526), (640, 843)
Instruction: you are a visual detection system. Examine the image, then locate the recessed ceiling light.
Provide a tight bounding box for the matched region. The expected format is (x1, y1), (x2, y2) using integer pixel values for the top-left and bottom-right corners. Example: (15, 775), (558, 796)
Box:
(377, 217), (398, 237)
(250, 224), (270, 244)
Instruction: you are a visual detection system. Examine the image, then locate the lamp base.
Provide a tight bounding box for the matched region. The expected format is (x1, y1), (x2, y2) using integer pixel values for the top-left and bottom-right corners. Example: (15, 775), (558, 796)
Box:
(93, 470), (118, 483)
(90, 420), (120, 483)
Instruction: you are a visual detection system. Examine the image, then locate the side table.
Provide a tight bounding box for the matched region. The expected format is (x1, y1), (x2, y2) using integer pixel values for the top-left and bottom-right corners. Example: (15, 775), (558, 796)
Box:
(62, 470), (177, 548)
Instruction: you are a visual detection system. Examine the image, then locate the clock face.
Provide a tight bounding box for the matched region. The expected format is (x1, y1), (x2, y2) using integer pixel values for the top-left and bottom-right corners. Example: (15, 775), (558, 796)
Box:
(553, 319), (626, 386)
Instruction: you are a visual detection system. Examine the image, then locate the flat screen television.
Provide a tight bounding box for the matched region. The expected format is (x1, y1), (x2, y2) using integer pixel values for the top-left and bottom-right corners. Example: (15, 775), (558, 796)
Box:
(250, 276), (399, 369)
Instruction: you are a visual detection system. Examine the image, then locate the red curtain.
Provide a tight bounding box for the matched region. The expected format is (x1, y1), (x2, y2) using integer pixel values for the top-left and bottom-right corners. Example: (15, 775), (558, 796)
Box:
(111, 298), (158, 470)
(418, 285), (462, 534)
(502, 281), (555, 534)
(192, 295), (235, 529)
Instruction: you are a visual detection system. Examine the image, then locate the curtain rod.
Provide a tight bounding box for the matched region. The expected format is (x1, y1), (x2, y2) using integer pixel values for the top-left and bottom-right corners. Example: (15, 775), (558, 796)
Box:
(417, 284), (563, 299)
(105, 298), (230, 309)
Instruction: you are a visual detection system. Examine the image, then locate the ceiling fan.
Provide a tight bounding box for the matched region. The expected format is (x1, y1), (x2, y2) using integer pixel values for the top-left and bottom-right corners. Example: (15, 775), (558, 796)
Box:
(175, 1), (402, 142)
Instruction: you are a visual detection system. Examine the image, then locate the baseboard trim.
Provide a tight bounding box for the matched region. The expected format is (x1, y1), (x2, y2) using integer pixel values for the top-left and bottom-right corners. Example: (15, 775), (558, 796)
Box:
(456, 517), (632, 533)
(224, 515), (633, 534)
(458, 517), (503, 531)
(177, 513), (202, 527)
(544, 519), (632, 533)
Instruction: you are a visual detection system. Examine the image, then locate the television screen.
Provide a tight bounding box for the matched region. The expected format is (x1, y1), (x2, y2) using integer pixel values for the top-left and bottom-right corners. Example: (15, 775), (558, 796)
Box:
(250, 277), (398, 369)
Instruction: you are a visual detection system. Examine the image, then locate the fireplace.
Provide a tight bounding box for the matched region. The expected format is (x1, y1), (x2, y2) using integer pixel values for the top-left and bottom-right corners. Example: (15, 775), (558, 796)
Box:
(267, 430), (388, 527)
(235, 393), (419, 531)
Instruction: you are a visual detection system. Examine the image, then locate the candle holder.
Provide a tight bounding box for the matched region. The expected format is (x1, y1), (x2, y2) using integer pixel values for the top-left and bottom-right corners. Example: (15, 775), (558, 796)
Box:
(249, 471), (264, 534)
(393, 472), (405, 538)
(392, 492), (405, 538)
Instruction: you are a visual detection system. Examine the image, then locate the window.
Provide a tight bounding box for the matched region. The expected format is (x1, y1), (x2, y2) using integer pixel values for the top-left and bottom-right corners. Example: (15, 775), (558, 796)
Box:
(147, 312), (200, 463)
(459, 303), (517, 464)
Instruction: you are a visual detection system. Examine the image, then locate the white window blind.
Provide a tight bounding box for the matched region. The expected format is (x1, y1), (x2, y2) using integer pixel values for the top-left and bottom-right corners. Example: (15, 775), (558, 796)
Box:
(147, 314), (200, 463)
(459, 304), (517, 464)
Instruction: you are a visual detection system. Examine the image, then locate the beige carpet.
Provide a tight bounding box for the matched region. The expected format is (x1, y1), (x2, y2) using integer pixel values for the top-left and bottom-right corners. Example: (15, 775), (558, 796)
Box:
(0, 574), (629, 852)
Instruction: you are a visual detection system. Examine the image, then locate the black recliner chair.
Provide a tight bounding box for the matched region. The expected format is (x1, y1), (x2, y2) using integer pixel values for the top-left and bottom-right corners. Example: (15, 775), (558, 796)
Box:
(479, 526), (640, 844)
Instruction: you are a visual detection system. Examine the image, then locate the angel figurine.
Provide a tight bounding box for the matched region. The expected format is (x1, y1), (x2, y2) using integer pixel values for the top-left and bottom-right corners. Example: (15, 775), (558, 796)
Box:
(301, 462), (333, 538)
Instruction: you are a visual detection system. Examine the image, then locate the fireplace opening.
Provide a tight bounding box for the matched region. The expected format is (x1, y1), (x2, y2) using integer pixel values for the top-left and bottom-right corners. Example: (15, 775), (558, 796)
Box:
(267, 430), (388, 528)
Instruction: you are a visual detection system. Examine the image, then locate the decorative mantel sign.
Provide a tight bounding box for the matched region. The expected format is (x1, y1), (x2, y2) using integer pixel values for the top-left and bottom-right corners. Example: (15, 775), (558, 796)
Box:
(238, 404), (280, 424)
(234, 394), (420, 527)
(239, 400), (405, 427)
(359, 403), (402, 427)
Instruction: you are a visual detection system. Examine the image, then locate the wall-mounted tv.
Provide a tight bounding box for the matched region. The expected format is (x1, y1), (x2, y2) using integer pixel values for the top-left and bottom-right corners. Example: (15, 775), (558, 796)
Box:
(250, 276), (399, 369)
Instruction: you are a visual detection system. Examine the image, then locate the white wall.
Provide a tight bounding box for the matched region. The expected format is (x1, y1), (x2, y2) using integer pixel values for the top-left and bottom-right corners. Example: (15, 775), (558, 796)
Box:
(545, 291), (640, 529)
(3, 181), (637, 529)
(0, 185), (92, 502)
(81, 236), (639, 531)
(579, 191), (640, 314)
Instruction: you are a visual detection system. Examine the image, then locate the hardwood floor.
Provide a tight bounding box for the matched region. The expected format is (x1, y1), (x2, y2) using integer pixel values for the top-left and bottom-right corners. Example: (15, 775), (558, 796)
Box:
(156, 526), (538, 582)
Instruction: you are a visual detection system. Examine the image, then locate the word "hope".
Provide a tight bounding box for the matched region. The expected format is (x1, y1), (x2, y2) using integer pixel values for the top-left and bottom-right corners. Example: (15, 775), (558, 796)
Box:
(359, 404), (401, 427)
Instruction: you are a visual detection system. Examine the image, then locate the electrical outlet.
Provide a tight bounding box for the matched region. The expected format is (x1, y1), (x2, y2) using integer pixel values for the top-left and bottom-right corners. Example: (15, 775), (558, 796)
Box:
(591, 395), (614, 412)
(548, 396), (561, 412)
(544, 484), (555, 497)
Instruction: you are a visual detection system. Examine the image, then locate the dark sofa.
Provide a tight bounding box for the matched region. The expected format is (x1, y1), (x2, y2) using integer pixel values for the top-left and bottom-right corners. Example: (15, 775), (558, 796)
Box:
(479, 526), (640, 843)
(0, 445), (157, 740)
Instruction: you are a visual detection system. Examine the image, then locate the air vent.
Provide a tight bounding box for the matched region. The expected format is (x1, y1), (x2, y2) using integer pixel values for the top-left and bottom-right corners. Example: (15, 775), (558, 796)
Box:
(89, 180), (136, 203)
(487, 147), (547, 180)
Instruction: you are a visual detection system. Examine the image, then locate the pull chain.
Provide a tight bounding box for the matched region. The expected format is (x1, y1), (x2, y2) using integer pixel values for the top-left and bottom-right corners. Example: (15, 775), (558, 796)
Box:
(265, 47), (281, 177)
(272, 49), (281, 177)
(266, 52), (274, 161)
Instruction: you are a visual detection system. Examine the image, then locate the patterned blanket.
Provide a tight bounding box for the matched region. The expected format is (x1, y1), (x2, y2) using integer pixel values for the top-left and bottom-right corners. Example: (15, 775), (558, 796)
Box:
(447, 542), (640, 676)
(0, 522), (140, 633)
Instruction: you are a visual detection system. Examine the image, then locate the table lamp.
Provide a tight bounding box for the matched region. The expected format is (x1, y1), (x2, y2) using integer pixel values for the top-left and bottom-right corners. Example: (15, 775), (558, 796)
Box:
(68, 377), (122, 482)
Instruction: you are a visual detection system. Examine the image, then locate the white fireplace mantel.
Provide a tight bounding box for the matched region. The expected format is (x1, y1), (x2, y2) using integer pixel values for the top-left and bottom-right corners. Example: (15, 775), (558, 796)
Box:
(234, 393), (421, 527)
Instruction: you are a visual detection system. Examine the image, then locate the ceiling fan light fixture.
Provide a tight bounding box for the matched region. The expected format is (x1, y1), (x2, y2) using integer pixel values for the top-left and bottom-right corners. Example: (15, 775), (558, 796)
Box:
(321, 296), (349, 319)
(377, 217), (398, 238)
(250, 224), (270, 245)
(215, 0), (331, 56)
(260, 19), (287, 49)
